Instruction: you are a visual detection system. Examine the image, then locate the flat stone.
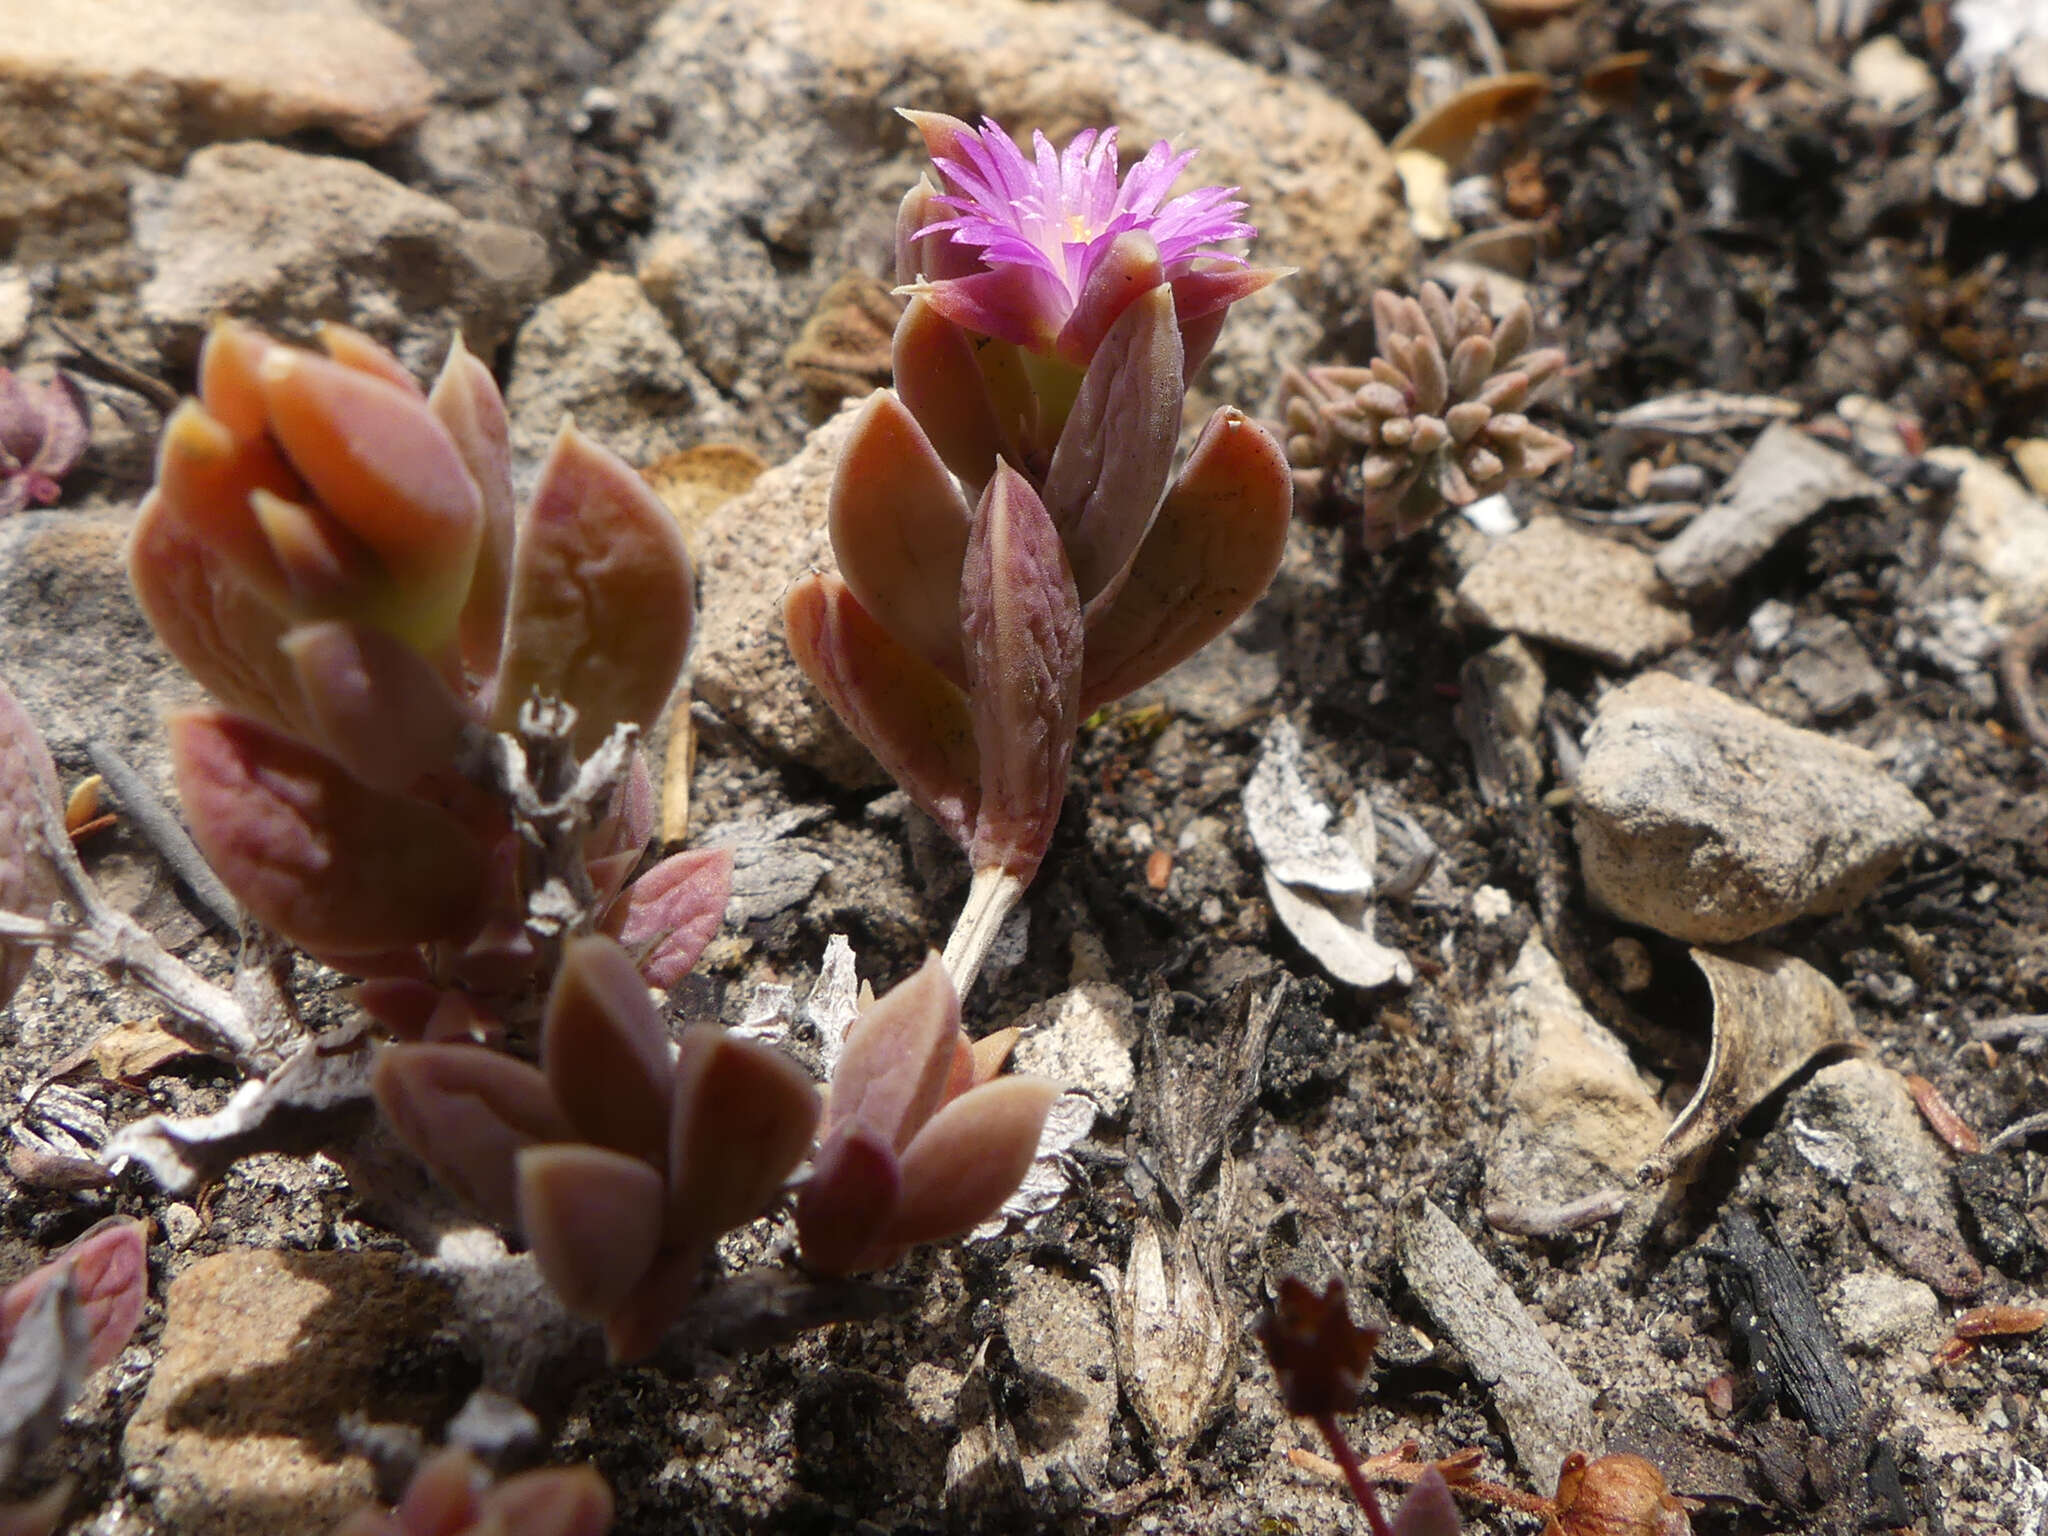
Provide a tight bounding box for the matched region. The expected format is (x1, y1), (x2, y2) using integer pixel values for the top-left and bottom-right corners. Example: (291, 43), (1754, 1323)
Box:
(123, 1249), (455, 1536)
(628, 0), (1409, 459)
(1574, 673), (1932, 943)
(1010, 984), (1137, 1118)
(1754, 614), (1888, 723)
(1824, 1269), (1941, 1354)
(1457, 517), (1693, 668)
(1928, 447), (2048, 617)
(0, 0), (432, 256)
(1483, 937), (1667, 1214)
(689, 402), (883, 786)
(503, 271), (741, 488)
(998, 1264), (1119, 1498)
(136, 142), (550, 380)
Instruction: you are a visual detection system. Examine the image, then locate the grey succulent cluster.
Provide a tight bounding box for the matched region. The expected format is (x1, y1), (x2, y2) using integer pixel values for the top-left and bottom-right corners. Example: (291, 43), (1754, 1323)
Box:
(1276, 280), (1571, 549)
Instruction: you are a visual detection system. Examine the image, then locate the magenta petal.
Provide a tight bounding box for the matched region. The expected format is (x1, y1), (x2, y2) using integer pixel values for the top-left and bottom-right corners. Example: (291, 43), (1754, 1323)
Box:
(918, 266), (1069, 354)
(1040, 283), (1183, 605)
(961, 466), (1083, 883)
(602, 847), (733, 989)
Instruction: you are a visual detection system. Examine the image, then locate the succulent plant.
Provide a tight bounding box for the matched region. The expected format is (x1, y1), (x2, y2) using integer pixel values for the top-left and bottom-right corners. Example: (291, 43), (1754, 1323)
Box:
(334, 1447), (611, 1536)
(128, 322), (716, 1013)
(1276, 279), (1570, 549)
(787, 112), (1295, 995)
(0, 369), (88, 518)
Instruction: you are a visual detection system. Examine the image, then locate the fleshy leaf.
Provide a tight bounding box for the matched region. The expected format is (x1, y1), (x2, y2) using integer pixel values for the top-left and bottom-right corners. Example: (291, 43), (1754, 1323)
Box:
(256, 346), (483, 651)
(598, 1244), (703, 1366)
(665, 1025), (820, 1244)
(1052, 230), (1164, 372)
(961, 466), (1082, 882)
(884, 1074), (1059, 1248)
(1079, 408), (1291, 713)
(601, 847), (732, 990)
(541, 935), (673, 1167)
(371, 1043), (569, 1227)
(1390, 1468), (1461, 1536)
(0, 676), (63, 1008)
(0, 1218), (148, 1374)
(516, 1143), (666, 1320)
(429, 335), (517, 678)
(1040, 283), (1183, 604)
(828, 392), (972, 687)
(492, 424), (694, 756)
(281, 621), (467, 794)
(891, 298), (1011, 497)
(784, 574), (979, 849)
(793, 1122), (901, 1278)
(825, 953), (959, 1152)
(169, 709), (486, 955)
(479, 1464), (615, 1536)
(145, 398), (309, 615)
(316, 324), (424, 396)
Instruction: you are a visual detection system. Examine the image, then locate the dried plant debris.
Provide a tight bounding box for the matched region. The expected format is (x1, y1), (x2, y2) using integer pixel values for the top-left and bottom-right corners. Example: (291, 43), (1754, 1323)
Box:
(1643, 947), (1864, 1182)
(1654, 423), (1879, 598)
(1597, 391), (1801, 436)
(1247, 720), (1413, 990)
(1710, 1210), (1862, 1442)
(1396, 1196), (1597, 1492)
(1276, 279), (1569, 548)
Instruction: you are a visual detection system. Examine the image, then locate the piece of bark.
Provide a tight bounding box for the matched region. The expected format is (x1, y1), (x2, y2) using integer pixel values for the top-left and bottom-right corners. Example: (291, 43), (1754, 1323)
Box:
(1710, 1209), (1861, 1440)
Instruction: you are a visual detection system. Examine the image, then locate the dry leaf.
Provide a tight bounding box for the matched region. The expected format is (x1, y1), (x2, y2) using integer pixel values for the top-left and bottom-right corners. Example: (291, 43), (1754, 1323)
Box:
(1392, 74), (1551, 163)
(1641, 946), (1866, 1181)
(80, 1019), (197, 1081)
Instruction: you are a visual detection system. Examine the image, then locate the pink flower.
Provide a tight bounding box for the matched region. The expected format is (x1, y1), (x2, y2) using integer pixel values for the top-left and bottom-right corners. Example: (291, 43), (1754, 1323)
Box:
(899, 112), (1281, 368)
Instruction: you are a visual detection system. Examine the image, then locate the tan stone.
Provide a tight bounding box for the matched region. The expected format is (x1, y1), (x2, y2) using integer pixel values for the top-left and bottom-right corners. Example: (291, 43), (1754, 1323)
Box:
(0, 0), (432, 254)
(123, 1249), (454, 1536)
(1457, 517), (1694, 668)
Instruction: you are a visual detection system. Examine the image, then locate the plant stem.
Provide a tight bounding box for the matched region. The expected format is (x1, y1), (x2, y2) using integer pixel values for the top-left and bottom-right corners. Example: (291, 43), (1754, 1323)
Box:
(1314, 1412), (1394, 1536)
(940, 867), (1024, 1000)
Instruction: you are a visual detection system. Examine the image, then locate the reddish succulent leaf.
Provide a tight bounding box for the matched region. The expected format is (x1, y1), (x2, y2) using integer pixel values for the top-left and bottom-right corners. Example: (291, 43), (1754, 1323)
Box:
(429, 335), (517, 678)
(541, 934), (673, 1167)
(794, 1122), (901, 1278)
(0, 676), (62, 1007)
(480, 1464), (615, 1536)
(1390, 1468), (1461, 1536)
(828, 391), (973, 687)
(1041, 280), (1183, 604)
(784, 574), (978, 849)
(492, 424), (694, 756)
(825, 953), (959, 1153)
(601, 847), (732, 990)
(1079, 407), (1291, 713)
(388, 1447), (483, 1536)
(884, 1074), (1058, 1248)
(599, 1243), (704, 1366)
(145, 399), (309, 615)
(256, 346), (483, 652)
(665, 1025), (820, 1246)
(371, 1043), (568, 1227)
(281, 620), (467, 794)
(317, 324), (424, 396)
(516, 1143), (665, 1320)
(0, 1218), (147, 1374)
(127, 485), (309, 735)
(890, 297), (1009, 495)
(1052, 229), (1163, 372)
(169, 709), (486, 955)
(961, 466), (1082, 883)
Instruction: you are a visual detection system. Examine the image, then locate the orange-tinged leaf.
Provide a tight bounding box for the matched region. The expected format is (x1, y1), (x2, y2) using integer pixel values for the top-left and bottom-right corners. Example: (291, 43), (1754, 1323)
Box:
(147, 399), (305, 609)
(784, 574), (978, 848)
(829, 391), (972, 687)
(169, 708), (485, 954)
(826, 953), (959, 1152)
(601, 847), (731, 990)
(481, 1465), (615, 1536)
(371, 1043), (568, 1227)
(541, 934), (673, 1167)
(317, 323), (422, 395)
(0, 1217), (147, 1373)
(492, 424), (694, 755)
(1080, 407), (1291, 713)
(666, 1025), (820, 1245)
(891, 296), (1009, 495)
(884, 1074), (1058, 1247)
(430, 334), (516, 678)
(517, 1143), (665, 1319)
(281, 620), (467, 794)
(196, 318), (274, 441)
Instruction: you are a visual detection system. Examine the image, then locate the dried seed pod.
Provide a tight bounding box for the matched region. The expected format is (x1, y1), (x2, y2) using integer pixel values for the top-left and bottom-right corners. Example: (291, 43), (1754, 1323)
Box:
(1542, 1451), (1694, 1536)
(1272, 279), (1572, 548)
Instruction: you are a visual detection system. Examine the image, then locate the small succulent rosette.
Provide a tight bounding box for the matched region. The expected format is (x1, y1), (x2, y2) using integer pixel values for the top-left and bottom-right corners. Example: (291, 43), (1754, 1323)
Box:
(128, 322), (721, 1016)
(0, 368), (89, 517)
(787, 113), (1297, 990)
(1276, 279), (1571, 549)
(375, 940), (1053, 1359)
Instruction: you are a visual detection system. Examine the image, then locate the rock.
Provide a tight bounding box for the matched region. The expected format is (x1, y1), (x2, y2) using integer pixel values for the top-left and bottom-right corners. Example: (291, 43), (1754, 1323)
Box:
(1483, 937), (1667, 1214)
(1789, 1058), (1983, 1299)
(1849, 36), (1939, 116)
(1927, 447), (2048, 617)
(689, 401), (882, 785)
(123, 1249), (455, 1536)
(1824, 1269), (1941, 1354)
(0, 266), (30, 351)
(135, 143), (550, 379)
(1753, 614), (1888, 723)
(0, 0), (433, 256)
(1010, 984), (1137, 1118)
(999, 1264), (1119, 1499)
(625, 0), (1410, 457)
(1573, 673), (1932, 943)
(502, 272), (741, 486)
(1456, 517), (1693, 668)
